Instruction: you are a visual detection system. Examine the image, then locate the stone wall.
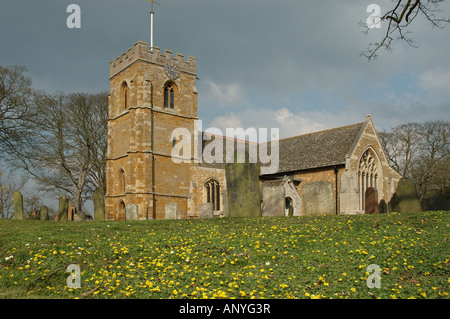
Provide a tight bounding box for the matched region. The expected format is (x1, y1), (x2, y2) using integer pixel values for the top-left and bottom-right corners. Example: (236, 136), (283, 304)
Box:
(105, 42), (198, 220)
(344, 117), (402, 214)
(188, 165), (226, 218)
(105, 45), (401, 221)
(289, 118), (401, 216)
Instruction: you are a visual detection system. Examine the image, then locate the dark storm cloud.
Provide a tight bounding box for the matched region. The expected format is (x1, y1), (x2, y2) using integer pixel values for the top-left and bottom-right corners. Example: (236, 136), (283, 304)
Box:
(0, 0), (449, 132)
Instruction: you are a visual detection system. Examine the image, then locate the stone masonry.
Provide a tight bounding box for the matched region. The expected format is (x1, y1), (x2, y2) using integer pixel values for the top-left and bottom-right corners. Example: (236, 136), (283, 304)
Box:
(105, 41), (401, 220)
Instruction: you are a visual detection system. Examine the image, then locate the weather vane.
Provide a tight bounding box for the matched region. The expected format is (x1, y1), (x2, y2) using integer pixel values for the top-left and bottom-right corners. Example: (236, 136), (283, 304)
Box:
(147, 0), (160, 12)
(147, 0), (160, 50)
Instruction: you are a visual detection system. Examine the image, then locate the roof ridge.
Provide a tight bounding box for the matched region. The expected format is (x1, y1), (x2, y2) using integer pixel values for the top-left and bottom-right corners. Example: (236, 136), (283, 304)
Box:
(200, 131), (258, 144)
(278, 122), (365, 143)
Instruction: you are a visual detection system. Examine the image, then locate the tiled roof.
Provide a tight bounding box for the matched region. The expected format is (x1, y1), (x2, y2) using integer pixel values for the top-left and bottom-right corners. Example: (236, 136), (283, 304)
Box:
(272, 122), (364, 174)
(197, 122), (365, 174)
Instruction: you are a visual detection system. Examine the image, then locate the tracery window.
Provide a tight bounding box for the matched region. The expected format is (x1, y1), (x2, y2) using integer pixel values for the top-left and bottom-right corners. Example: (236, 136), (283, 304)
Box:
(358, 149), (378, 209)
(164, 82), (176, 109)
(205, 179), (220, 211)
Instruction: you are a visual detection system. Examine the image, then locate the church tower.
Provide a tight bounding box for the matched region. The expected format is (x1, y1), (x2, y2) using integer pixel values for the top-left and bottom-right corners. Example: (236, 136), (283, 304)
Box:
(105, 41), (198, 220)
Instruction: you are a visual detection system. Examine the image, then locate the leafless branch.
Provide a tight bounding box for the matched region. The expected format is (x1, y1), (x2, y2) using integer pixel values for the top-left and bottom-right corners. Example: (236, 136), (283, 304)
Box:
(360, 0), (450, 60)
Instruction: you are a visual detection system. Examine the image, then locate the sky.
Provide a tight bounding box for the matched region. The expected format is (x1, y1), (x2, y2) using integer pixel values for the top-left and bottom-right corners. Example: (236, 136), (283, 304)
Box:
(1, 0), (449, 138)
(1, 0), (449, 209)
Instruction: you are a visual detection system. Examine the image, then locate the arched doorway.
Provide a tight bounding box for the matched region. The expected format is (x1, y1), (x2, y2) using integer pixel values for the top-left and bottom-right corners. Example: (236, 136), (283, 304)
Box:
(365, 187), (379, 214)
(118, 201), (126, 221)
(285, 197), (294, 217)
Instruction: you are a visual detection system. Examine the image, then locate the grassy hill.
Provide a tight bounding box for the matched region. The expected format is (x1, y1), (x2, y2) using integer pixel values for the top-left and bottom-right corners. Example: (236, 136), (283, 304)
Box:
(0, 211), (448, 299)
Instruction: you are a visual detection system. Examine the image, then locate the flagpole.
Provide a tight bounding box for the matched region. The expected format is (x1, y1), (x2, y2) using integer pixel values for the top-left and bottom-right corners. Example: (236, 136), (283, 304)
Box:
(150, 10), (154, 50)
(147, 0), (160, 51)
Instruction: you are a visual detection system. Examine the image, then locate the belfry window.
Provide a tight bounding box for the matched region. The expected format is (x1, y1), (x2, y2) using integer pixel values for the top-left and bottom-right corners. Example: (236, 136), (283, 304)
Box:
(205, 179), (220, 211)
(164, 82), (176, 109)
(121, 82), (129, 110)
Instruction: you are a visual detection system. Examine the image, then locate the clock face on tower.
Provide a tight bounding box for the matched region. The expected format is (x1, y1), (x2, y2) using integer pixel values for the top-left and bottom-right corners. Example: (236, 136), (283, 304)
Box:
(164, 61), (180, 80)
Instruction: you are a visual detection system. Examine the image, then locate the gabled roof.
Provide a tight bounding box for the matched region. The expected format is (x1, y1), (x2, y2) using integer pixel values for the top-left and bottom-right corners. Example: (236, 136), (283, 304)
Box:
(273, 122), (365, 174)
(260, 175), (300, 187)
(260, 178), (289, 187)
(196, 120), (367, 174)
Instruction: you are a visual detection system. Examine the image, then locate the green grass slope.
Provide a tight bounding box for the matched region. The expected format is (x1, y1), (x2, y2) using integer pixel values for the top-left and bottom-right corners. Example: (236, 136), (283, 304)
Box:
(0, 211), (448, 299)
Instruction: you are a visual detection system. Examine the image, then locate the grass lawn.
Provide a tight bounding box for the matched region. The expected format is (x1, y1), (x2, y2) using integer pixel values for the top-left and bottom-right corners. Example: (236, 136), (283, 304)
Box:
(0, 211), (448, 299)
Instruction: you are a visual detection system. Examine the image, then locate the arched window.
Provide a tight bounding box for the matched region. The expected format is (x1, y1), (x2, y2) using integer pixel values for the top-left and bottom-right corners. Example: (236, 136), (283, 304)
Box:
(119, 169), (126, 194)
(358, 149), (378, 210)
(164, 82), (176, 109)
(120, 82), (129, 110)
(205, 179), (220, 211)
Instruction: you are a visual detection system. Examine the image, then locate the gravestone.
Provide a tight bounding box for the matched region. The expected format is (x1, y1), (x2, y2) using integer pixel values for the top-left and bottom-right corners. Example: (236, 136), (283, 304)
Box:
(198, 203), (214, 219)
(425, 190), (450, 211)
(74, 212), (86, 222)
(57, 195), (69, 221)
(13, 191), (24, 220)
(365, 187), (379, 214)
(261, 184), (285, 217)
(165, 203), (178, 220)
(225, 150), (261, 218)
(303, 181), (334, 215)
(93, 187), (105, 221)
(389, 178), (422, 213)
(379, 199), (388, 214)
(40, 205), (49, 221)
(67, 202), (75, 221)
(125, 204), (139, 221)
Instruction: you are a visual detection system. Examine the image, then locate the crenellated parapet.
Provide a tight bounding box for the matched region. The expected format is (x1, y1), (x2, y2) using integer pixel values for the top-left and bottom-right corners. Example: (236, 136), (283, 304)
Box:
(110, 41), (197, 79)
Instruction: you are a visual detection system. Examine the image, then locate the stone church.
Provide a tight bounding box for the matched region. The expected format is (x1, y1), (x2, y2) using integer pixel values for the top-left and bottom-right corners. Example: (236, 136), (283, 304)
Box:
(104, 41), (402, 221)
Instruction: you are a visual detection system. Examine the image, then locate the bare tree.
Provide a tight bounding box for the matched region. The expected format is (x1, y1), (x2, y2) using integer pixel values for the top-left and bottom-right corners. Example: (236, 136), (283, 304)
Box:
(360, 0), (450, 60)
(0, 65), (33, 152)
(379, 122), (422, 177)
(10, 91), (108, 215)
(77, 93), (109, 196)
(409, 121), (449, 207)
(380, 120), (450, 209)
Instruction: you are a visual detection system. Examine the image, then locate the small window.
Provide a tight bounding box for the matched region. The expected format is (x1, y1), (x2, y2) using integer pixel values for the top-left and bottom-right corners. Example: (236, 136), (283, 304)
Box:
(119, 169), (126, 194)
(205, 179), (220, 211)
(121, 82), (129, 110)
(164, 82), (176, 109)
